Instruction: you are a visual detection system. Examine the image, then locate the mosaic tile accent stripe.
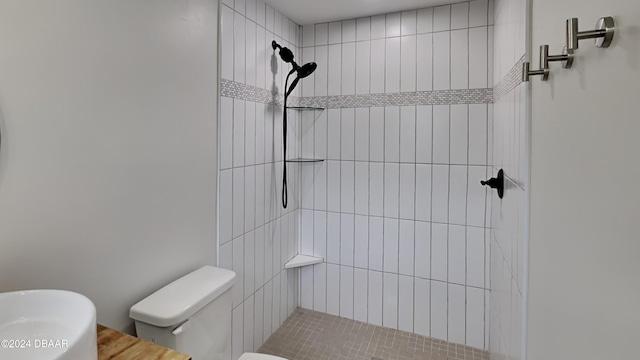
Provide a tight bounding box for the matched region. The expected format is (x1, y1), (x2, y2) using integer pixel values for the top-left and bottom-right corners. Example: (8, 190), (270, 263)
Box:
(221, 79), (287, 106)
(493, 56), (526, 101)
(259, 308), (490, 360)
(221, 79), (494, 107)
(297, 89), (493, 108)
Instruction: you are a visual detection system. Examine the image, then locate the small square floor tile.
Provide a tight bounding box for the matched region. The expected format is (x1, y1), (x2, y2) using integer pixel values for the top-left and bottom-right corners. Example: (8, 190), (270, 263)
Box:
(258, 308), (489, 360)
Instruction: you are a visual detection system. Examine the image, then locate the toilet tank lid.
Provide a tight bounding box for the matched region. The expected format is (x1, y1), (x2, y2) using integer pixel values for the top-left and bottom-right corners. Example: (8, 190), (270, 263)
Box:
(129, 266), (236, 327)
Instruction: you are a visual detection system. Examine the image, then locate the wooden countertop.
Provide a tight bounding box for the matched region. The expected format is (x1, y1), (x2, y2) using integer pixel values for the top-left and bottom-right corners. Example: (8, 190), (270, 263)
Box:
(97, 324), (191, 360)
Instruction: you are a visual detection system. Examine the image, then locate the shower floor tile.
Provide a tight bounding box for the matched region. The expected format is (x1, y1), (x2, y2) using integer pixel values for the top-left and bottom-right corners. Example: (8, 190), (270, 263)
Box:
(258, 308), (489, 360)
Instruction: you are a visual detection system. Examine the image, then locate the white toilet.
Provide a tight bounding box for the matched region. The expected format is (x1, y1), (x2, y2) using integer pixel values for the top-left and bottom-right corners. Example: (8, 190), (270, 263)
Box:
(129, 266), (287, 360)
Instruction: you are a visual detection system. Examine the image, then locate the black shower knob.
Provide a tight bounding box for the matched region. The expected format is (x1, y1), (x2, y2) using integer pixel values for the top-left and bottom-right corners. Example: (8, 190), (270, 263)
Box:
(481, 169), (505, 199)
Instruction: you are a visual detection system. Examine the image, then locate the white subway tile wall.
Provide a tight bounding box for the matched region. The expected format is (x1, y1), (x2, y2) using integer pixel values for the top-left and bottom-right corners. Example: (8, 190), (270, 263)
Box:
(298, 0), (492, 350)
(489, 0), (527, 360)
(219, 2), (301, 360)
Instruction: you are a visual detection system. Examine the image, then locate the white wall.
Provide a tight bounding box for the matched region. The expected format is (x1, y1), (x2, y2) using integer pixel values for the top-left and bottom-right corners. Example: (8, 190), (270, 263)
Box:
(298, 1), (493, 349)
(528, 0), (640, 359)
(0, 0), (219, 332)
(489, 0), (528, 360)
(218, 1), (301, 359)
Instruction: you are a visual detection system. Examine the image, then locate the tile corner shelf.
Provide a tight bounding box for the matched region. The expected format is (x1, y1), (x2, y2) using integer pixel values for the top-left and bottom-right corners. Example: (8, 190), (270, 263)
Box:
(285, 158), (325, 163)
(287, 106), (325, 111)
(284, 254), (324, 269)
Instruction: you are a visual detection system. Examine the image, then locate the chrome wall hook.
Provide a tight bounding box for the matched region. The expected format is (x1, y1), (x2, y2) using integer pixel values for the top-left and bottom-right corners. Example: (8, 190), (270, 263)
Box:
(540, 45), (574, 69)
(523, 61), (549, 82)
(566, 16), (615, 51)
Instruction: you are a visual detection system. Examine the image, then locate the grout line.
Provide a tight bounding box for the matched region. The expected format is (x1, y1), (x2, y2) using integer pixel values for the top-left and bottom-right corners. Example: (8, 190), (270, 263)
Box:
(366, 105), (372, 322)
(464, 36), (471, 343)
(352, 109), (357, 319)
(221, 161), (499, 171)
(429, 6), (435, 334)
(483, 17), (492, 345)
(446, 6), (452, 343)
(299, 24), (491, 48)
(323, 42), (330, 316)
(396, 108), (401, 329)
(413, 104), (418, 334)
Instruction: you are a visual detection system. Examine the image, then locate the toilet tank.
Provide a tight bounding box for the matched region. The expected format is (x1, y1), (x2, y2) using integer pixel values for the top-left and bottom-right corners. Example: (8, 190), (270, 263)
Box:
(129, 266), (236, 360)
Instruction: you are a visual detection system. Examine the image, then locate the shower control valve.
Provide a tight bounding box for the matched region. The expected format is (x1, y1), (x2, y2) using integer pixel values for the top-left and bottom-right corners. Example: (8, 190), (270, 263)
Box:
(481, 169), (505, 199)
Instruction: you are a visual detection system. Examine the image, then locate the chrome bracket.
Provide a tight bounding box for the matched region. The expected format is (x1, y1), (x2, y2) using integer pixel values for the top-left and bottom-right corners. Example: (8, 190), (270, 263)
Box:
(540, 45), (574, 70)
(523, 61), (549, 82)
(566, 16), (615, 51)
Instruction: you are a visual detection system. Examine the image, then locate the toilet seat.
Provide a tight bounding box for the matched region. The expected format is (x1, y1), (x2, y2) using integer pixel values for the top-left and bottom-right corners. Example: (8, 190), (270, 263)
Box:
(238, 353), (288, 360)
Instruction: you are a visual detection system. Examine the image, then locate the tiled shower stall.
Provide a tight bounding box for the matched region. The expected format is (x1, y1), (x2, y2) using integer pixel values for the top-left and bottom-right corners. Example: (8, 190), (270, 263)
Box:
(217, 0), (528, 359)
(296, 2), (492, 350)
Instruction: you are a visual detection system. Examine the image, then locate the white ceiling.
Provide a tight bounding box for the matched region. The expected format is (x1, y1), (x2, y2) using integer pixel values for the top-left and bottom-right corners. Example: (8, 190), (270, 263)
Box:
(263, 0), (465, 25)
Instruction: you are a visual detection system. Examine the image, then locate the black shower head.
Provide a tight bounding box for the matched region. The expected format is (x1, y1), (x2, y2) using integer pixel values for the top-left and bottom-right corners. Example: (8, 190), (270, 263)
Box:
(286, 62), (317, 97)
(297, 62), (317, 79)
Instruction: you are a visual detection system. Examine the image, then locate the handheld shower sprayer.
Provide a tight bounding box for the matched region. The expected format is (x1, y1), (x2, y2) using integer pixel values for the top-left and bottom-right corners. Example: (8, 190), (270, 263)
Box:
(272, 40), (317, 209)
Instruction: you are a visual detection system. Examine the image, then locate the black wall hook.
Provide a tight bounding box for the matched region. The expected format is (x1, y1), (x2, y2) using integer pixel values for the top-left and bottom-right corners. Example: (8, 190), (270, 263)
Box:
(481, 169), (504, 199)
